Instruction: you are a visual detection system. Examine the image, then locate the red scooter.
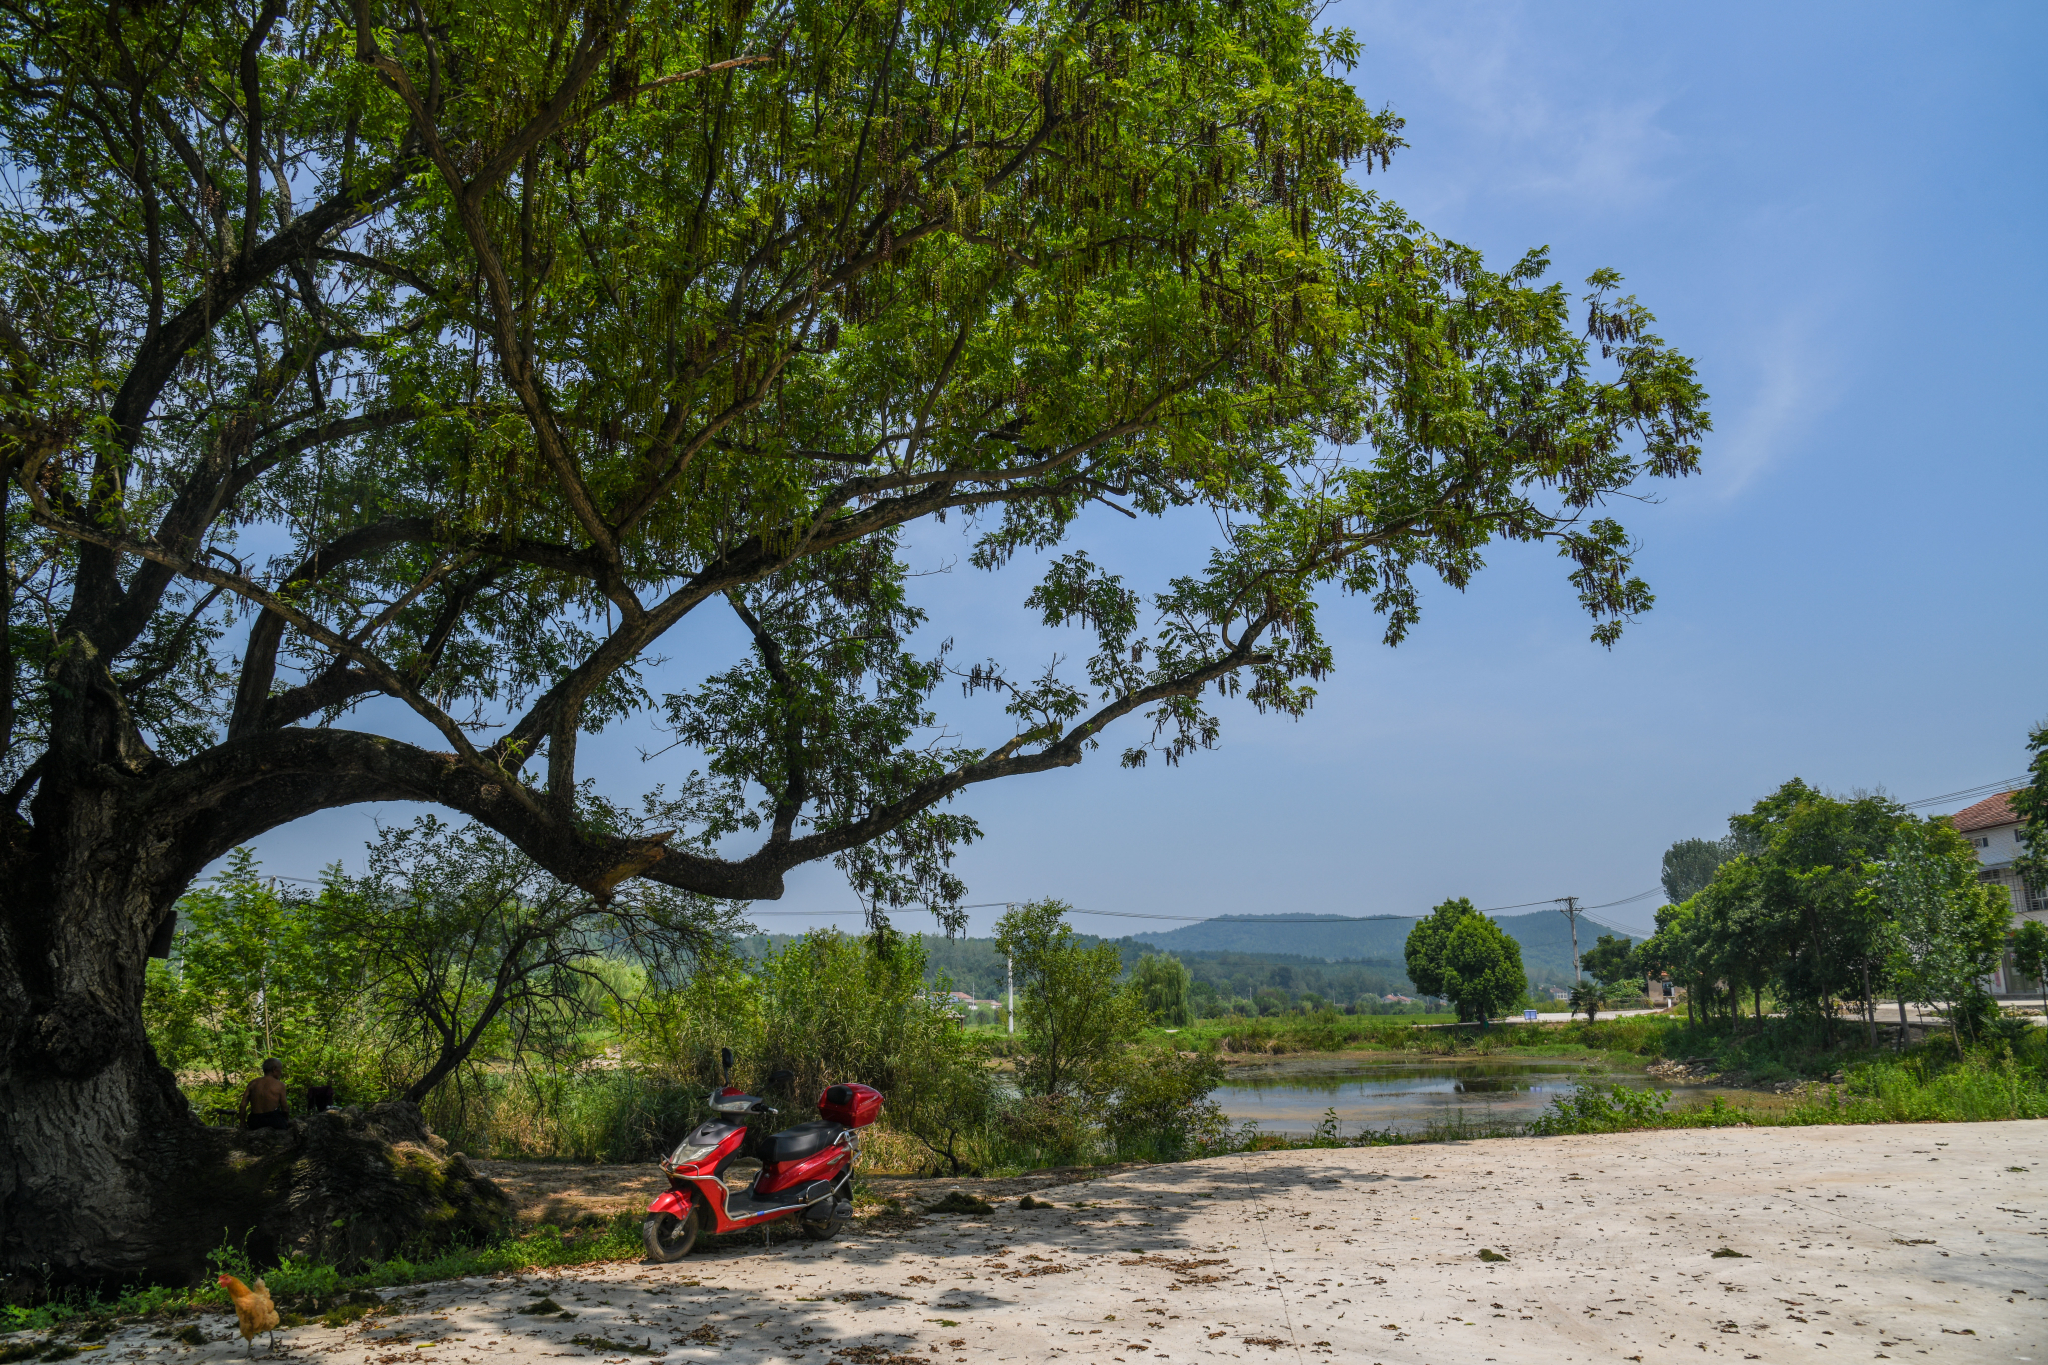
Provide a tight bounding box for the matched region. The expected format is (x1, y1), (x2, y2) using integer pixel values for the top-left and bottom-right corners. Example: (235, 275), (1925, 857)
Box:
(641, 1049), (883, 1262)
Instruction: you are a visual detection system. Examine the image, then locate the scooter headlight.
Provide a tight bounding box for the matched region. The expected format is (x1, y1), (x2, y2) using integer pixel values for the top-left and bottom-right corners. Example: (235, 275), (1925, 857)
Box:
(667, 1140), (721, 1169)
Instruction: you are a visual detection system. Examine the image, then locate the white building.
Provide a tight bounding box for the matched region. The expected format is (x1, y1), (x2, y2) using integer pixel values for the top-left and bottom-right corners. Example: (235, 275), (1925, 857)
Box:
(1953, 791), (2045, 998)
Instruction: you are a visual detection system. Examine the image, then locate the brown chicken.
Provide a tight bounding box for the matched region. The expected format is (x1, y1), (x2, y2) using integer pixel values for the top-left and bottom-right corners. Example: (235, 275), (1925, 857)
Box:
(218, 1274), (280, 1357)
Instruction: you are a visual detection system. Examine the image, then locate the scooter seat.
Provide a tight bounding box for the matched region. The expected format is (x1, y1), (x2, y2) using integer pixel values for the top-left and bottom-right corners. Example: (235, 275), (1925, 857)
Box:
(763, 1120), (847, 1163)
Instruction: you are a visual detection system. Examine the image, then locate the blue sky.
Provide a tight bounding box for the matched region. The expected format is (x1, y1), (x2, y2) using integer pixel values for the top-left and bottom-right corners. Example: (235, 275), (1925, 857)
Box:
(244, 1), (2047, 943)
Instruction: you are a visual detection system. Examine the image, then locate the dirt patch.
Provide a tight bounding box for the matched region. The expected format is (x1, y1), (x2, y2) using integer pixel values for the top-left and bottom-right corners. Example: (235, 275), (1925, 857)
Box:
(471, 1160), (669, 1228)
(99, 1122), (2044, 1365)
(472, 1157), (1152, 1228)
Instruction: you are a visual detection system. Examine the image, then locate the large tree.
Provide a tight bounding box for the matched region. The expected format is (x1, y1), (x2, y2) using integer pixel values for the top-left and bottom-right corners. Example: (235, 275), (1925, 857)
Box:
(0, 0), (1706, 1281)
(1439, 912), (1525, 1024)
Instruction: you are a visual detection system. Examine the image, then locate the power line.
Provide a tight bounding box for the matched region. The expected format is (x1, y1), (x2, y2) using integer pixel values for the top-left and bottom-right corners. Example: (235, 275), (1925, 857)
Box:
(1897, 776), (2025, 811)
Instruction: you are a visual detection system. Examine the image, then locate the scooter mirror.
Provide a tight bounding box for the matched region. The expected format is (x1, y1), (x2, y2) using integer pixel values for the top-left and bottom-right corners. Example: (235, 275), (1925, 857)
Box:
(767, 1068), (795, 1090)
(720, 1046), (734, 1077)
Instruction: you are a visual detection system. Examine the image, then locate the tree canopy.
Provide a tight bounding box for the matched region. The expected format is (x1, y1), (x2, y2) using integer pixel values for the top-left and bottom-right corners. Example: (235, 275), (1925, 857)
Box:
(1579, 931), (1635, 988)
(1402, 893), (1528, 1020)
(1660, 837), (1733, 906)
(1876, 816), (2009, 1054)
(0, 0), (1708, 931)
(1402, 895), (1476, 1002)
(1439, 913), (1525, 1022)
(1129, 952), (1193, 1027)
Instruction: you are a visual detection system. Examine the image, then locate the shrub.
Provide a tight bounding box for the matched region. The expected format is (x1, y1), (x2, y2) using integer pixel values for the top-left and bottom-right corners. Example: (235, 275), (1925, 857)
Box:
(1098, 1046), (1229, 1158)
(1526, 1082), (1672, 1136)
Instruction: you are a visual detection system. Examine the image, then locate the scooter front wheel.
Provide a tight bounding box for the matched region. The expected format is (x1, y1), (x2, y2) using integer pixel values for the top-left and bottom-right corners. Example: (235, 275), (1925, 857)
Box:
(643, 1204), (702, 1262)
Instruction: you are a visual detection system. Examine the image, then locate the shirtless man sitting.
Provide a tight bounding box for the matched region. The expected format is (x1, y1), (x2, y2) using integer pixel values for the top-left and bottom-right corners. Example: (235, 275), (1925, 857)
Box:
(240, 1058), (291, 1130)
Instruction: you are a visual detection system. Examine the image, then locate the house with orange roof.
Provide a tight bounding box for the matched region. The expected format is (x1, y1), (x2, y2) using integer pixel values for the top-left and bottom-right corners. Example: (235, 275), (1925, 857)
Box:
(1951, 791), (2044, 998)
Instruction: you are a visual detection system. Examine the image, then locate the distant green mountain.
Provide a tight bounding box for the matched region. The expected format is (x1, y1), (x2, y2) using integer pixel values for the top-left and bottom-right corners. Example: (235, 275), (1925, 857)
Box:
(1132, 911), (1619, 987)
(731, 909), (1630, 1006)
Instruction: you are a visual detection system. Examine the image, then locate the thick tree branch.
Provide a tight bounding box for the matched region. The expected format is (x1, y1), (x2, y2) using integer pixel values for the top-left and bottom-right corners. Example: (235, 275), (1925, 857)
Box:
(21, 485), (478, 760)
(228, 517), (435, 736)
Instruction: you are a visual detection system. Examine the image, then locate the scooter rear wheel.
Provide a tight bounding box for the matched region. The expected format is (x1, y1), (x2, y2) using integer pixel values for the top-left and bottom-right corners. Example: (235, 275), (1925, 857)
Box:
(643, 1205), (702, 1262)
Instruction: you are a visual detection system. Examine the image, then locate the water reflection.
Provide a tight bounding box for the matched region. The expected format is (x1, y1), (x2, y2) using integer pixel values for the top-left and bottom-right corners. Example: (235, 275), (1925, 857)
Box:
(1210, 1055), (1650, 1136)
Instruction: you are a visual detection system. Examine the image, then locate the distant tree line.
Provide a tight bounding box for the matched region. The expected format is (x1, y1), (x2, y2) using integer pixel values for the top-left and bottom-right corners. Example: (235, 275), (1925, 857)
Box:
(739, 930), (1427, 1015)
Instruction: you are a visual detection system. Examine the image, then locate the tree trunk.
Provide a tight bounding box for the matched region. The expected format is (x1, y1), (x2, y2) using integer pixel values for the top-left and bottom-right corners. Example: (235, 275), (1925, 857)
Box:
(0, 647), (510, 1291)
(1860, 965), (1875, 1050)
(0, 659), (203, 1288)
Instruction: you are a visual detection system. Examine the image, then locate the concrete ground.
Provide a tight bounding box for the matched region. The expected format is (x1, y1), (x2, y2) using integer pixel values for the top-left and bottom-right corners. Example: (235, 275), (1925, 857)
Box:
(48, 1121), (2047, 1365)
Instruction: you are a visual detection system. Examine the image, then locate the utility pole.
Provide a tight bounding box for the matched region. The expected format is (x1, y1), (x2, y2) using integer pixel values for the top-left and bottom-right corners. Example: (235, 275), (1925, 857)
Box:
(1557, 896), (1583, 984)
(1006, 904), (1016, 1036)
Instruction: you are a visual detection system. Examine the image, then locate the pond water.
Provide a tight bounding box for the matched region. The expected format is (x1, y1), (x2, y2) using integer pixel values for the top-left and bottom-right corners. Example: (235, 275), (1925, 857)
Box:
(1209, 1054), (1677, 1137)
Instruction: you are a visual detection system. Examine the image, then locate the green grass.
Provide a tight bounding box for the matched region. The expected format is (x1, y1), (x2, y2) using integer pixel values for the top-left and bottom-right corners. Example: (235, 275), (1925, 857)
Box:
(1138, 1012), (1457, 1054)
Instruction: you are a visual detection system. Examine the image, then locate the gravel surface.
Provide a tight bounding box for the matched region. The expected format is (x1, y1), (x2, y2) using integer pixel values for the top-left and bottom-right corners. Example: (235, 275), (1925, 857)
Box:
(35, 1121), (2044, 1365)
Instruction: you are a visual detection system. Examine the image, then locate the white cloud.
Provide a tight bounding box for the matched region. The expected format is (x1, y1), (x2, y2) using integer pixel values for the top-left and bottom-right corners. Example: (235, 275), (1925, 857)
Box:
(1708, 305), (1841, 498)
(1340, 0), (1683, 216)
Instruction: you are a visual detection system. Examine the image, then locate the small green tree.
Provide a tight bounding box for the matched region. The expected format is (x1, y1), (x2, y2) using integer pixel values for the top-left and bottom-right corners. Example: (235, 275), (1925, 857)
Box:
(995, 901), (1141, 1097)
(1097, 1046), (1227, 1157)
(1404, 897), (1480, 1006)
(2009, 919), (2048, 1019)
(1635, 900), (1700, 1020)
(1441, 916), (1528, 1024)
(144, 849), (364, 1102)
(1129, 954), (1194, 1028)
(1876, 817), (2012, 1057)
(1580, 933), (1636, 989)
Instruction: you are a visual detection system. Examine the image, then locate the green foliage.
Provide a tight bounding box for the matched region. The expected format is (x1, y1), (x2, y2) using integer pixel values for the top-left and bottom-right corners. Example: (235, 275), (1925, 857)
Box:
(995, 900), (1142, 1097)
(143, 834), (732, 1151)
(1403, 897), (1478, 1002)
(1787, 1049), (2048, 1125)
(1439, 914), (1527, 1022)
(2011, 920), (2048, 1011)
(322, 817), (735, 1103)
(1096, 1046), (1229, 1156)
(0, 0), (1708, 936)
(2013, 721), (2048, 889)
(1525, 1082), (1672, 1135)
(1877, 817), (2012, 1055)
(1645, 780), (1909, 1031)
(1661, 837), (1734, 905)
(1129, 953), (1194, 1027)
(1579, 933), (1636, 988)
(143, 850), (368, 1104)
